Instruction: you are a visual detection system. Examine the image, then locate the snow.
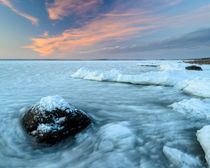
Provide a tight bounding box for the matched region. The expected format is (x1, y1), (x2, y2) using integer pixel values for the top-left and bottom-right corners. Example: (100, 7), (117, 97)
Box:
(56, 117), (66, 123)
(35, 95), (76, 112)
(197, 125), (210, 167)
(37, 124), (54, 133)
(170, 98), (210, 120)
(37, 123), (64, 133)
(163, 146), (202, 168)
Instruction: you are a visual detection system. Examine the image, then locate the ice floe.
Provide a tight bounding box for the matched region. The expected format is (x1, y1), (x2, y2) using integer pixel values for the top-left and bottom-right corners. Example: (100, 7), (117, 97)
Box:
(71, 65), (210, 98)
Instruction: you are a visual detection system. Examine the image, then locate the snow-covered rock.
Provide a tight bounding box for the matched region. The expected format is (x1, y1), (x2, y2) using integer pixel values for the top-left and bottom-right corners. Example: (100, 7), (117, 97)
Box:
(22, 95), (91, 145)
(197, 125), (210, 167)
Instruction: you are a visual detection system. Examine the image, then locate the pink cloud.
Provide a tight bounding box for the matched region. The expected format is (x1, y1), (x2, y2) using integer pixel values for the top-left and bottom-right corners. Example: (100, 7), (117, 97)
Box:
(24, 9), (157, 56)
(46, 0), (103, 20)
(0, 0), (38, 25)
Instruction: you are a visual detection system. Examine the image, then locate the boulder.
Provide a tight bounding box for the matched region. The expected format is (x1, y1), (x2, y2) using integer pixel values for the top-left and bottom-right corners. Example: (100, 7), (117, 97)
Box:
(22, 95), (91, 145)
(185, 65), (202, 71)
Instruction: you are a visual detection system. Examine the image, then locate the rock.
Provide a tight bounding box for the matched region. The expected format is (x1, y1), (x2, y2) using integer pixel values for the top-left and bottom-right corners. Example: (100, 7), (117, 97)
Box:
(22, 95), (91, 145)
(185, 65), (202, 71)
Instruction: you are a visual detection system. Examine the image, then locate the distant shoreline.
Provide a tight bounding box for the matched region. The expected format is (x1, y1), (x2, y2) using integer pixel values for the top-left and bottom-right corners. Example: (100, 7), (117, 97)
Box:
(184, 58), (210, 65)
(0, 58), (174, 61)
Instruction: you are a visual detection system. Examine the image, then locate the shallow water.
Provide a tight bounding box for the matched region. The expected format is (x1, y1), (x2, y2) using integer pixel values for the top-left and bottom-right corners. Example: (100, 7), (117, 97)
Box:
(0, 60), (209, 168)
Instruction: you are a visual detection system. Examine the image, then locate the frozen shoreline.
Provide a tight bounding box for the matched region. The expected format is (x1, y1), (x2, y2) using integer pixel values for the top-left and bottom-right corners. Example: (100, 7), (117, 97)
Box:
(0, 60), (209, 168)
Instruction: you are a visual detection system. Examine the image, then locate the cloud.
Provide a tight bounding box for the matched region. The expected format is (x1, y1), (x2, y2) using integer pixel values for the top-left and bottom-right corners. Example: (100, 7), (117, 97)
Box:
(40, 31), (49, 37)
(0, 0), (38, 25)
(139, 0), (183, 10)
(46, 0), (103, 20)
(165, 0), (183, 7)
(99, 28), (210, 53)
(24, 1), (210, 58)
(24, 9), (157, 56)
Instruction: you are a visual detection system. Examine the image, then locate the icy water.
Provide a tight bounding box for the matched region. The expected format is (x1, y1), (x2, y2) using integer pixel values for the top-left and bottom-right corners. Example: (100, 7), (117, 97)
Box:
(0, 60), (210, 168)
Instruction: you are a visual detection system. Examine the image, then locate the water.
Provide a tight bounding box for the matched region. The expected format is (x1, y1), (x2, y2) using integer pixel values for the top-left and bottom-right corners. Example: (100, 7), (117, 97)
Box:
(0, 60), (209, 168)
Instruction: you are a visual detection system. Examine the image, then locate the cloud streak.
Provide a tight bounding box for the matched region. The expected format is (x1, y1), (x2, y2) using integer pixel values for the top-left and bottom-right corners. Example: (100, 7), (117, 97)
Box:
(0, 0), (38, 25)
(46, 0), (103, 20)
(24, 9), (157, 56)
(100, 28), (210, 53)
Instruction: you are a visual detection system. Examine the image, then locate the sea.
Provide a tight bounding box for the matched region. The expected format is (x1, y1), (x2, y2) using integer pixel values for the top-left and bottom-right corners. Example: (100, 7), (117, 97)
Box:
(0, 60), (210, 168)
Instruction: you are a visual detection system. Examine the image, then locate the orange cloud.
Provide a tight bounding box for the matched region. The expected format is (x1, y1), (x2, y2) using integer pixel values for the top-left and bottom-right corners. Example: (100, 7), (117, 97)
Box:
(46, 0), (103, 20)
(0, 0), (38, 25)
(24, 10), (157, 56)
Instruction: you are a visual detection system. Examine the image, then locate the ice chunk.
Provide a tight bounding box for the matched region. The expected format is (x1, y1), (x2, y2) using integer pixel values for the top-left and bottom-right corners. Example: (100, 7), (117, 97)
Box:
(98, 122), (136, 151)
(179, 79), (210, 98)
(170, 98), (210, 120)
(197, 125), (210, 167)
(71, 68), (120, 82)
(163, 146), (202, 168)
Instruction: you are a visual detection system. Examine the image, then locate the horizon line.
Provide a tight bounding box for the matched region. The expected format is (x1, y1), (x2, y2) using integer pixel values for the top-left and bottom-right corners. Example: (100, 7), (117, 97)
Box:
(0, 57), (209, 61)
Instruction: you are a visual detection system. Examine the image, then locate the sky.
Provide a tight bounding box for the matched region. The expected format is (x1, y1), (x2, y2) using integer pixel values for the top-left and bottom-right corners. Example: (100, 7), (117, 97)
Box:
(0, 0), (210, 60)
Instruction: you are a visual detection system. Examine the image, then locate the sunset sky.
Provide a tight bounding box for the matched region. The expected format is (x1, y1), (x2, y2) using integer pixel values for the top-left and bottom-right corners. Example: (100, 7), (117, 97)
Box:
(0, 0), (210, 59)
